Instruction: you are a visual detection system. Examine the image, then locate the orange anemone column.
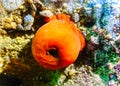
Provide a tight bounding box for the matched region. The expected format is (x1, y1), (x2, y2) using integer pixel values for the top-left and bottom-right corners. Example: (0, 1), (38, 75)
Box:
(32, 14), (86, 70)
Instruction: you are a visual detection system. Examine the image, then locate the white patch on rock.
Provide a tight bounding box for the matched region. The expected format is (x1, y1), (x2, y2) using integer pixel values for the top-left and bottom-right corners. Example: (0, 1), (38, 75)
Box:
(0, 0), (25, 11)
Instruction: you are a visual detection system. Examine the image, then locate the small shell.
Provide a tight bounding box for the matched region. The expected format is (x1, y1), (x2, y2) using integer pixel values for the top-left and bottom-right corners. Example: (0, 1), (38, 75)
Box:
(68, 69), (76, 76)
(72, 13), (80, 23)
(23, 14), (34, 30)
(24, 14), (34, 25)
(17, 24), (24, 30)
(90, 36), (99, 44)
(0, 0), (25, 11)
(39, 10), (53, 17)
(106, 63), (114, 70)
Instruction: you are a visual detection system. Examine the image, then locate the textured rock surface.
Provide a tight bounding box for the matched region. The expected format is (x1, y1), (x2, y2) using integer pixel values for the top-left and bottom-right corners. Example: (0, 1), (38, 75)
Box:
(44, 0), (120, 39)
(0, 0), (25, 11)
(0, 0), (119, 86)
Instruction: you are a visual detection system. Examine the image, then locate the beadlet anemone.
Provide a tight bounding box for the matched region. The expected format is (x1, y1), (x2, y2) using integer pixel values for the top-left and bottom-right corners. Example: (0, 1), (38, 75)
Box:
(32, 14), (85, 70)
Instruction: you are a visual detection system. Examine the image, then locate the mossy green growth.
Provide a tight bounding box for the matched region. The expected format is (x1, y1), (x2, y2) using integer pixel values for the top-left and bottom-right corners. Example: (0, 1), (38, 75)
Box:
(94, 65), (109, 84)
(93, 36), (119, 85)
(39, 70), (61, 86)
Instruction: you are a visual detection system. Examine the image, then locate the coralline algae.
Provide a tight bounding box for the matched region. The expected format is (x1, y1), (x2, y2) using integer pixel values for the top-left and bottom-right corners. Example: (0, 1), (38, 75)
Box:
(87, 0), (120, 38)
(44, 0), (120, 39)
(90, 0), (120, 39)
(68, 0), (120, 39)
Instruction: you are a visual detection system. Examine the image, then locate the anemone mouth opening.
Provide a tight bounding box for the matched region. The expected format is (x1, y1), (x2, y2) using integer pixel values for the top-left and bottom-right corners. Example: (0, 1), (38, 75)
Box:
(46, 47), (59, 58)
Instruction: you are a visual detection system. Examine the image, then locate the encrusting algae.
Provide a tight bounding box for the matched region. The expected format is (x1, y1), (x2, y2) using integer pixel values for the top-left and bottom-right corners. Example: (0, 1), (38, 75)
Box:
(0, 0), (119, 85)
(32, 13), (86, 70)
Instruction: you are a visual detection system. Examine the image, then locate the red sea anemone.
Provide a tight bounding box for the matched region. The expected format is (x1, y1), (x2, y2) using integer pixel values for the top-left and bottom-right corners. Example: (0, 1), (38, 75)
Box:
(32, 14), (85, 70)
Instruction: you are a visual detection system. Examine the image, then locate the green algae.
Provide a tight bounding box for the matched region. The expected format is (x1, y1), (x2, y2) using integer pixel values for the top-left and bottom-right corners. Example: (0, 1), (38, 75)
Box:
(93, 36), (119, 85)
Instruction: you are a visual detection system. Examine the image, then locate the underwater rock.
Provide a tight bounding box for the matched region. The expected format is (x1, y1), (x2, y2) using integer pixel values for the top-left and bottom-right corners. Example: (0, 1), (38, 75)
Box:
(0, 0), (25, 11)
(56, 64), (104, 86)
(43, 0), (120, 39)
(86, 0), (120, 39)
